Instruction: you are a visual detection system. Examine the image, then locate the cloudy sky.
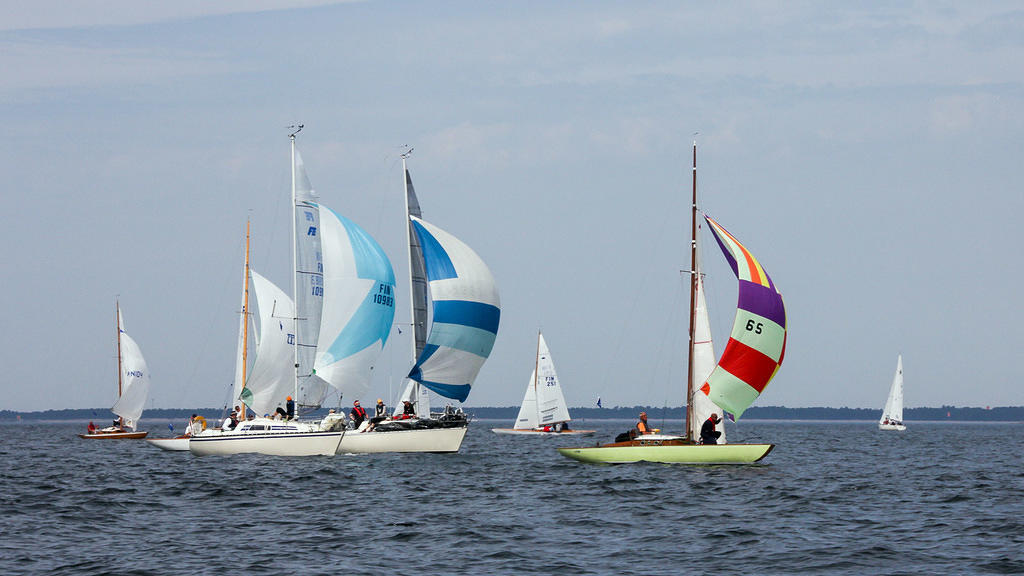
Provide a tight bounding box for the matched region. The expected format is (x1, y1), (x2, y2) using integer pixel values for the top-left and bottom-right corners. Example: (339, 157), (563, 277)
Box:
(2, 1), (1022, 413)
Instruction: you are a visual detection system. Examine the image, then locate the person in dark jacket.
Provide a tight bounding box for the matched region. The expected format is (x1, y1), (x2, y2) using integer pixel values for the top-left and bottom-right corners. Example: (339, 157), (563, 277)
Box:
(286, 396), (295, 420)
(350, 400), (367, 429)
(700, 413), (722, 445)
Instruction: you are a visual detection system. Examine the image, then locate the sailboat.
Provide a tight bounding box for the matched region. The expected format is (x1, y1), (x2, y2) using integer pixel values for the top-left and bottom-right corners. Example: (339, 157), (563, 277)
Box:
(878, 355), (906, 431)
(191, 129), (395, 456)
(337, 153), (500, 453)
(79, 301), (150, 440)
(559, 143), (786, 464)
(491, 332), (595, 436)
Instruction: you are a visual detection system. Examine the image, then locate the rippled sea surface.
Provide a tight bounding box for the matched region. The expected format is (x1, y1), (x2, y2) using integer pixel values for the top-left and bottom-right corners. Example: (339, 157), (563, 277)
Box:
(1, 420), (1021, 575)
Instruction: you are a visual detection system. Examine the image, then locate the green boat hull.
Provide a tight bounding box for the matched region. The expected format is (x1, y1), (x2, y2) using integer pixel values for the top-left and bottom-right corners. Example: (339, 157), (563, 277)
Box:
(557, 442), (774, 464)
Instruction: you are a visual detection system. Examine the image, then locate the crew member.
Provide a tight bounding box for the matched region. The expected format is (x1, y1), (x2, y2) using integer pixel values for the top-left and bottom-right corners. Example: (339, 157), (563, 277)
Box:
(350, 400), (367, 429)
(700, 413), (723, 445)
(636, 412), (653, 436)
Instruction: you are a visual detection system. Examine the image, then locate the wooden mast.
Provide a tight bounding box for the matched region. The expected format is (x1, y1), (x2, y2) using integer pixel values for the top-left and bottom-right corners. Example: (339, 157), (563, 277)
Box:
(685, 142), (698, 443)
(116, 300), (124, 429)
(239, 219), (252, 417)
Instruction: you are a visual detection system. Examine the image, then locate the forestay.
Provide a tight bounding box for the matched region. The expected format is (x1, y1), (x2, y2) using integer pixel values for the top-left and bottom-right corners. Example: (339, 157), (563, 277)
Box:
(699, 214), (787, 419)
(406, 216), (500, 402)
(313, 205), (396, 401)
(240, 270), (295, 417)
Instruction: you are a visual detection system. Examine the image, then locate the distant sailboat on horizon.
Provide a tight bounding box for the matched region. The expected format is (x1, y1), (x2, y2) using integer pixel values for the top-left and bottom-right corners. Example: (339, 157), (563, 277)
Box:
(879, 355), (906, 431)
(491, 331), (595, 436)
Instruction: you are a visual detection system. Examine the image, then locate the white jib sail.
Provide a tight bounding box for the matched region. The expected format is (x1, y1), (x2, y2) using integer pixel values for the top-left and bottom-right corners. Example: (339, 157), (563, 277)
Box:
(880, 355), (904, 424)
(111, 330), (151, 428)
(313, 204), (396, 401)
(514, 368), (540, 429)
(240, 270), (296, 417)
(689, 271), (726, 443)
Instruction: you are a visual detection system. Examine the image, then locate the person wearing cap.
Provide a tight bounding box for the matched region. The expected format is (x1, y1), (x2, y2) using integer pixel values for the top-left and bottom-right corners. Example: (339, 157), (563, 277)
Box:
(636, 412), (653, 436)
(285, 396), (295, 420)
(700, 413), (723, 445)
(402, 400), (416, 418)
(365, 398), (388, 432)
(350, 400), (367, 429)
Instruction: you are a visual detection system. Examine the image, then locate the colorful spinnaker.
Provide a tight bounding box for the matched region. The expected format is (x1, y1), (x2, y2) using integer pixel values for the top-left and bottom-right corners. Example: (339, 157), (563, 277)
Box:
(699, 214), (786, 418)
(406, 215), (500, 403)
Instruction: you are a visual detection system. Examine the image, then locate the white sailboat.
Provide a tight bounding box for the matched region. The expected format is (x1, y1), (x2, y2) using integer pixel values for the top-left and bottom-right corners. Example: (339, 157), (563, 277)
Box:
(492, 332), (594, 436)
(878, 355), (906, 431)
(559, 143), (784, 464)
(80, 302), (151, 440)
(191, 129), (396, 456)
(337, 153), (500, 453)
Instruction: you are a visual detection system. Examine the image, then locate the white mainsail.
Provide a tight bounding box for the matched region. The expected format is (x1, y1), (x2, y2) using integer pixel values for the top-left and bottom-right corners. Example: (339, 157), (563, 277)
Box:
(240, 270), (295, 417)
(313, 204), (396, 401)
(880, 355), (904, 425)
(688, 266), (726, 443)
(111, 307), (151, 429)
(514, 333), (571, 429)
(292, 147), (330, 411)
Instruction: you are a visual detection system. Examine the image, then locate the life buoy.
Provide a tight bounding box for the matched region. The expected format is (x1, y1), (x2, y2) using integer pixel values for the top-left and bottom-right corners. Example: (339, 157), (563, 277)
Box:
(194, 415), (207, 430)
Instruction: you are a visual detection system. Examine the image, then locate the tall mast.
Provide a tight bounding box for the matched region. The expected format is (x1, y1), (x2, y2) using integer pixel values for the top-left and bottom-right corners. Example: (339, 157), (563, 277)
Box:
(290, 126), (302, 406)
(533, 331), (542, 427)
(685, 141), (698, 442)
(238, 218), (252, 416)
(116, 300), (124, 428)
(401, 151), (420, 406)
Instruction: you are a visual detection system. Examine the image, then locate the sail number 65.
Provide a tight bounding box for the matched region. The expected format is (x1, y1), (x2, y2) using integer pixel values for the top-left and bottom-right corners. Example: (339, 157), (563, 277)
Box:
(745, 320), (763, 334)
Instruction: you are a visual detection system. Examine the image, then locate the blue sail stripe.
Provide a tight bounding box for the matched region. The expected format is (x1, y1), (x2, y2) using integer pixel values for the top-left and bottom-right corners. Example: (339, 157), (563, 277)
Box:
(424, 323), (496, 358)
(321, 282), (396, 363)
(432, 300), (500, 334)
(327, 207), (396, 285)
(412, 220), (457, 281)
(420, 380), (471, 403)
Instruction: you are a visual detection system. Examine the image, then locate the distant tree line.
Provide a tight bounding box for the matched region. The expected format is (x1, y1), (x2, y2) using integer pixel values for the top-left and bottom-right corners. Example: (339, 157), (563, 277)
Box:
(4, 405), (1020, 422)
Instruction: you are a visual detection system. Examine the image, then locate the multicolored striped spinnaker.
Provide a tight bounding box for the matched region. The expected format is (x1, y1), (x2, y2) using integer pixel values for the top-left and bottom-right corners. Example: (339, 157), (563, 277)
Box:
(699, 214), (786, 418)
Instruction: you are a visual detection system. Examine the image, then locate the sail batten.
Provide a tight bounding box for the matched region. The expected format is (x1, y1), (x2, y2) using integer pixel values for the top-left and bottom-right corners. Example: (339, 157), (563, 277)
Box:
(701, 214), (787, 419)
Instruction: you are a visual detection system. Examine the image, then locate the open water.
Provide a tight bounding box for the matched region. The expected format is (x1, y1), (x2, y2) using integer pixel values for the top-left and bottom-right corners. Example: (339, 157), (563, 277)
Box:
(1, 419), (1021, 575)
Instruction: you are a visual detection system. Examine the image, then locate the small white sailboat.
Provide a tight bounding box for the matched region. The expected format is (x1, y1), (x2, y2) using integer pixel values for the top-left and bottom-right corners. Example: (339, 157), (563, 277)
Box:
(559, 143), (784, 464)
(337, 153), (500, 454)
(878, 355), (906, 431)
(492, 332), (594, 436)
(192, 129), (394, 456)
(80, 302), (151, 440)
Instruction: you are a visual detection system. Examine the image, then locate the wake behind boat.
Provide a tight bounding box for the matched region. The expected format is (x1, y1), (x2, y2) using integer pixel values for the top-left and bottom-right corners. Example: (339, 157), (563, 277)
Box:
(492, 332), (594, 437)
(559, 143), (785, 464)
(79, 301), (151, 441)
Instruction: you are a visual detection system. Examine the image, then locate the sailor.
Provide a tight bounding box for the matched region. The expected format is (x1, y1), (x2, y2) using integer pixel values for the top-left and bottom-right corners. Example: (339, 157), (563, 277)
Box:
(402, 400), (416, 418)
(286, 396), (295, 420)
(87, 421), (96, 434)
(223, 409), (238, 431)
(700, 413), (723, 445)
(636, 412), (653, 436)
(350, 400), (367, 429)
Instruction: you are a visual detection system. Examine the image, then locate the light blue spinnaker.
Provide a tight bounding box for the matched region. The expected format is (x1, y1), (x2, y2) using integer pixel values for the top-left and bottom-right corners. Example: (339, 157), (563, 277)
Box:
(407, 215), (500, 402)
(313, 205), (396, 400)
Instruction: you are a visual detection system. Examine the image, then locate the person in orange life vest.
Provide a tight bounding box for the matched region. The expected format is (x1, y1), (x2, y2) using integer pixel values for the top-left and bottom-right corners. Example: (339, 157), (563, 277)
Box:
(700, 413), (722, 445)
(636, 412), (653, 435)
(350, 400), (367, 429)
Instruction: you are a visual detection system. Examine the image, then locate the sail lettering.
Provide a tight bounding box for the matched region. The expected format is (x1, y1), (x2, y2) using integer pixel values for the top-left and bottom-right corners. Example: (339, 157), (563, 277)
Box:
(373, 284), (394, 307)
(745, 319), (763, 334)
(304, 210), (315, 222)
(307, 226), (317, 236)
(287, 333), (295, 345)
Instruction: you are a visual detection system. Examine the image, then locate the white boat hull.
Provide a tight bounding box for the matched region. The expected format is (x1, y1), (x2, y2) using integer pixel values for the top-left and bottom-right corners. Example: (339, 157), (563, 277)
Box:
(491, 428), (595, 436)
(189, 430), (343, 456)
(878, 423), (906, 431)
(337, 426), (466, 454)
(146, 436), (190, 451)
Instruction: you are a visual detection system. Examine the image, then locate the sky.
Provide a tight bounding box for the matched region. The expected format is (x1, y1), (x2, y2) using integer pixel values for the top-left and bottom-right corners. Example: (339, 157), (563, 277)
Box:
(2, 1), (1022, 413)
